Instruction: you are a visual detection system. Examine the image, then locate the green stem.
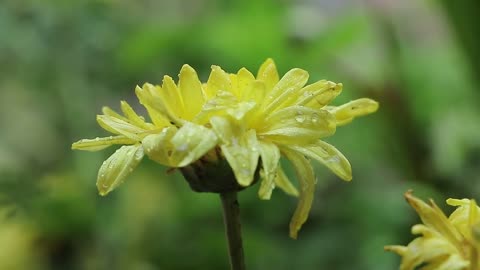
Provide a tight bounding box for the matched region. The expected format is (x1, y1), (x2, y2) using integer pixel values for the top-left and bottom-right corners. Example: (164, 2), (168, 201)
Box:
(220, 191), (246, 270)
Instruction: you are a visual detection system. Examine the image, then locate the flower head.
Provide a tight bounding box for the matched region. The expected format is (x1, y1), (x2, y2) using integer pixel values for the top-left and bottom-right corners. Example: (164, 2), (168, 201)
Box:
(385, 191), (480, 270)
(72, 59), (378, 238)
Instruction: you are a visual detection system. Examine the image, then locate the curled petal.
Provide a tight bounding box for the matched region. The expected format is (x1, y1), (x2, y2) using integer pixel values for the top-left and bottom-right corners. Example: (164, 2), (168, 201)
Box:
(258, 142), (280, 200)
(288, 140), (352, 181)
(97, 144), (144, 196)
(298, 81), (343, 108)
(327, 98), (379, 126)
(274, 166), (299, 197)
(282, 148), (316, 239)
(72, 135), (136, 151)
(211, 117), (260, 186)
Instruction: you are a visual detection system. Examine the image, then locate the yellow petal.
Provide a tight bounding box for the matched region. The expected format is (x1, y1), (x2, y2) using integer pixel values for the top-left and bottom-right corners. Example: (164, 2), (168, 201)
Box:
(195, 91), (255, 124)
(257, 58), (279, 91)
(261, 68), (309, 114)
(327, 98), (379, 126)
(96, 115), (145, 141)
(97, 144), (144, 196)
(288, 140), (352, 181)
(210, 117), (260, 186)
(102, 106), (128, 121)
(205, 65), (231, 99)
(120, 101), (154, 129)
(257, 142), (280, 200)
(282, 148), (316, 239)
(298, 81), (343, 108)
(236, 68), (255, 97)
(170, 122), (218, 167)
(274, 166), (299, 197)
(178, 64), (205, 119)
(142, 127), (177, 166)
(258, 107), (336, 144)
(72, 135), (136, 151)
(135, 85), (171, 127)
(161, 75), (185, 119)
(404, 191), (463, 250)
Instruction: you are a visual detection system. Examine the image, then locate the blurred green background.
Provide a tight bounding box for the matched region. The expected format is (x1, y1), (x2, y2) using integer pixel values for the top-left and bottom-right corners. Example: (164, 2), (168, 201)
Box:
(1, 0), (479, 269)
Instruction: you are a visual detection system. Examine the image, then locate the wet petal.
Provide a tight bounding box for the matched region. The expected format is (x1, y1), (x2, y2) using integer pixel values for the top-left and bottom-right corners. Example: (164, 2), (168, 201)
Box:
(282, 148), (316, 239)
(274, 166), (299, 197)
(195, 91), (255, 124)
(142, 127), (177, 166)
(135, 84), (171, 127)
(258, 106), (336, 144)
(97, 144), (144, 196)
(258, 142), (280, 200)
(72, 135), (136, 151)
(327, 98), (379, 126)
(205, 65), (231, 99)
(297, 81), (343, 108)
(211, 117), (260, 186)
(96, 115), (145, 141)
(160, 75), (185, 120)
(236, 68), (255, 98)
(178, 64), (205, 119)
(170, 122), (218, 167)
(288, 140), (352, 181)
(261, 68), (309, 114)
(102, 106), (128, 121)
(257, 58), (279, 91)
(120, 101), (153, 129)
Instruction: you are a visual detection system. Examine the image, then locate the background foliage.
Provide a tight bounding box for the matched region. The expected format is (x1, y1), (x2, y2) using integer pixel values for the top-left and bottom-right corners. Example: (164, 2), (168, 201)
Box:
(0, 0), (479, 269)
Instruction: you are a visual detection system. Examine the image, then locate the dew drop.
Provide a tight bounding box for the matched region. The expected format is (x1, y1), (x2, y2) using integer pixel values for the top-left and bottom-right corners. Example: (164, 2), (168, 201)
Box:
(95, 137), (100, 141)
(311, 112), (319, 123)
(295, 111), (306, 123)
(102, 183), (109, 188)
(176, 143), (189, 152)
(327, 156), (340, 164)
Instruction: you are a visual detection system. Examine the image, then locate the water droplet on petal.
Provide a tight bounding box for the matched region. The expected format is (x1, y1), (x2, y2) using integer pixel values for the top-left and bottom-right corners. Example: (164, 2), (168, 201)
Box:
(95, 137), (100, 141)
(311, 112), (319, 123)
(176, 143), (189, 152)
(295, 111), (305, 123)
(327, 156), (340, 164)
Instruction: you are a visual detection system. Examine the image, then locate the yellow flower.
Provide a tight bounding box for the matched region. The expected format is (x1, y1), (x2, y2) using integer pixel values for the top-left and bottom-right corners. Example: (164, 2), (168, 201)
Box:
(72, 59), (378, 238)
(385, 191), (480, 270)
(72, 65), (218, 195)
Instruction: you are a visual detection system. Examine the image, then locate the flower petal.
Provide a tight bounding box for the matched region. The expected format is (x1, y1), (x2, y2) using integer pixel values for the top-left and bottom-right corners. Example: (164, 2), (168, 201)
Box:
(72, 135), (136, 151)
(327, 98), (379, 126)
(274, 166), (299, 197)
(257, 58), (279, 91)
(135, 84), (172, 127)
(142, 127), (177, 166)
(258, 106), (336, 144)
(96, 115), (146, 141)
(97, 144), (144, 196)
(404, 191), (463, 250)
(120, 101), (154, 130)
(296, 81), (343, 108)
(258, 141), (280, 200)
(178, 64), (205, 119)
(205, 65), (231, 99)
(288, 140), (352, 181)
(261, 68), (309, 114)
(170, 122), (218, 167)
(160, 75), (185, 120)
(211, 117), (260, 186)
(282, 148), (316, 239)
(195, 91), (255, 124)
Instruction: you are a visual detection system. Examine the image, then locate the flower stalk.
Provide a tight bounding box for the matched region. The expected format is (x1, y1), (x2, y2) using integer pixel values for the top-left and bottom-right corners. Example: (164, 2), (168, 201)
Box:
(220, 191), (246, 270)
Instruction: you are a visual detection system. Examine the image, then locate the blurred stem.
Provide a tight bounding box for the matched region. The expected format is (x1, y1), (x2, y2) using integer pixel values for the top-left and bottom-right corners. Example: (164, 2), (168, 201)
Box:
(220, 191), (246, 270)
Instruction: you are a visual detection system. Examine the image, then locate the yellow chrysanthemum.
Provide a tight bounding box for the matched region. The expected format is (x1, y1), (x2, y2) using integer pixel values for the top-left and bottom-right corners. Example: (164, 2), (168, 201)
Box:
(385, 191), (480, 270)
(72, 59), (378, 238)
